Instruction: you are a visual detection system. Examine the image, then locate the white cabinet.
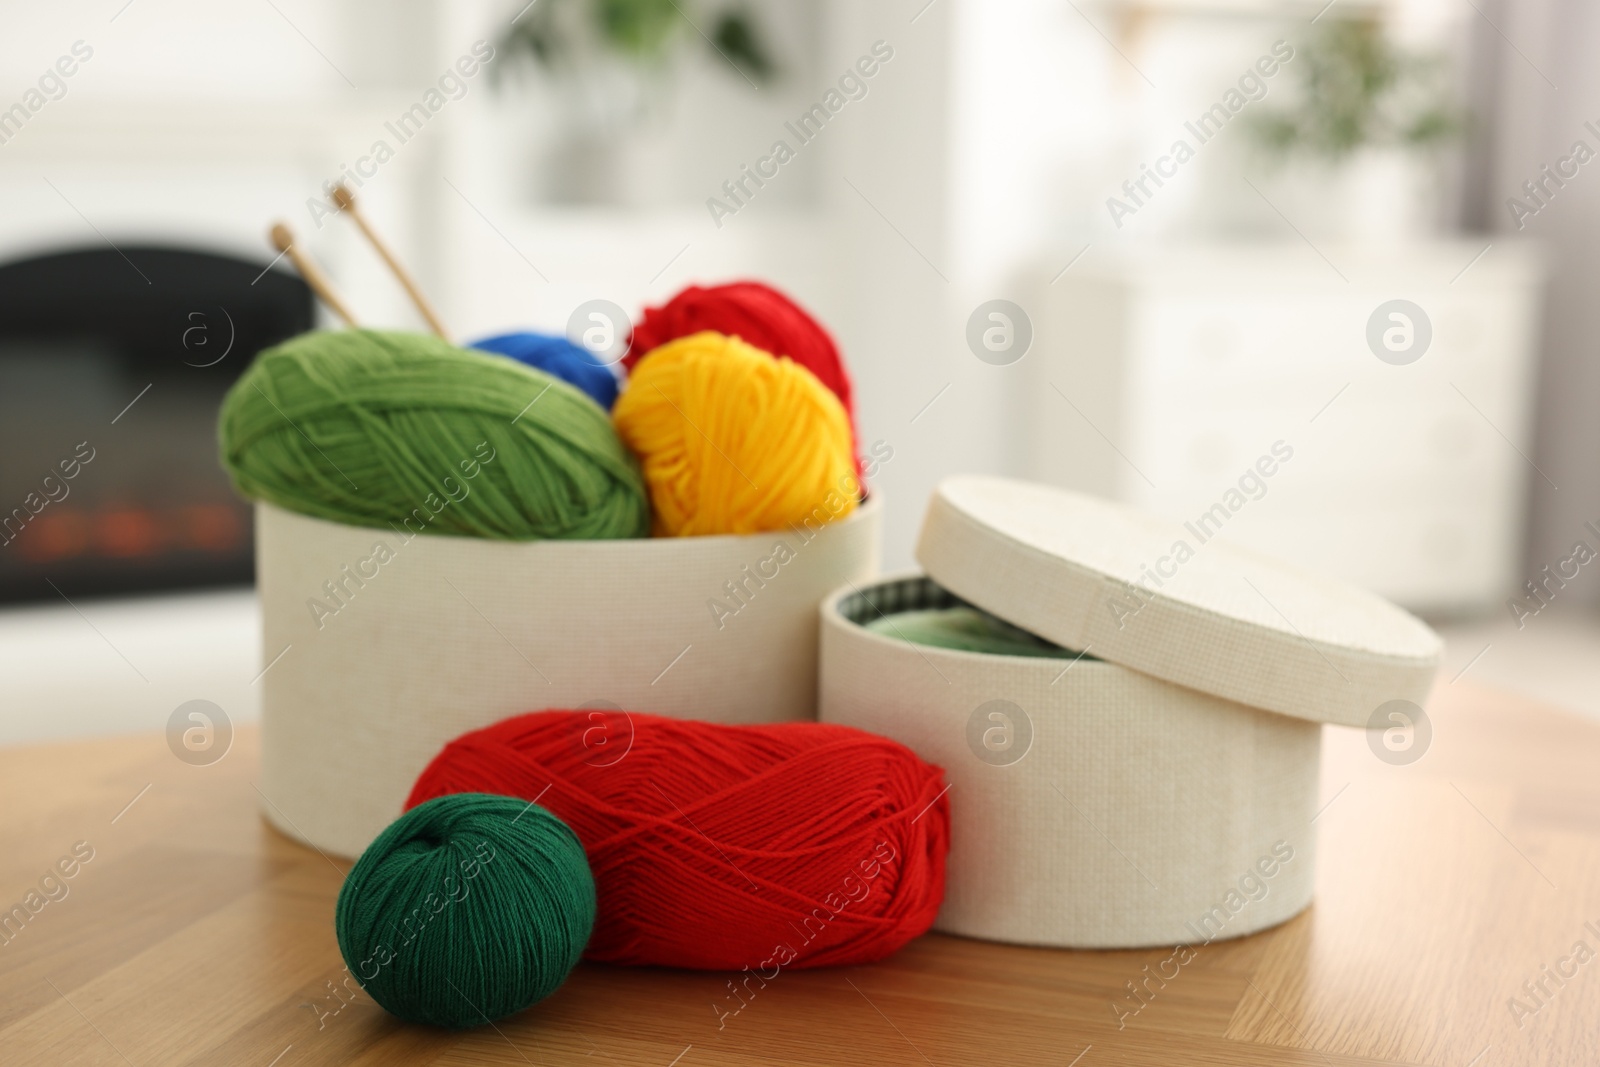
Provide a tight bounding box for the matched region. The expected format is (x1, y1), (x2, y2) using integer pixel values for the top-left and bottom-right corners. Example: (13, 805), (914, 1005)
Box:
(1024, 243), (1544, 612)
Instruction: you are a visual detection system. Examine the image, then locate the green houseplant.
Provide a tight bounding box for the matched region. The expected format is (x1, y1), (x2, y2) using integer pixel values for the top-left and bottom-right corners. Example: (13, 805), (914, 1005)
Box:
(496, 0), (775, 82)
(1242, 16), (1463, 240)
(1247, 17), (1458, 161)
(490, 0), (778, 203)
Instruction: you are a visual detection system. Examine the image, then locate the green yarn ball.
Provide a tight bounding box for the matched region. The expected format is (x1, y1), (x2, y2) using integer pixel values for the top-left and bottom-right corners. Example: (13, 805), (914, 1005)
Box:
(219, 329), (649, 539)
(335, 793), (596, 1030)
(865, 606), (1079, 659)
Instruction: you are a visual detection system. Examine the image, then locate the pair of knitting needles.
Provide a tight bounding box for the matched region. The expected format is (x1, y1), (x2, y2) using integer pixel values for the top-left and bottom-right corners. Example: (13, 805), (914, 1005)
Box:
(268, 184), (449, 340)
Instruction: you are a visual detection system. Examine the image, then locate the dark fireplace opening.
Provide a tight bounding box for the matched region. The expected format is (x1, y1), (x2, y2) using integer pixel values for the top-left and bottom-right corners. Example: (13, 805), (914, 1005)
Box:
(0, 244), (312, 605)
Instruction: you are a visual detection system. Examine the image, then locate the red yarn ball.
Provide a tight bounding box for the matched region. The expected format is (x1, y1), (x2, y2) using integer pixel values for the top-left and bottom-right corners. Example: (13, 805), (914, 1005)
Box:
(406, 710), (949, 971)
(625, 281), (863, 478)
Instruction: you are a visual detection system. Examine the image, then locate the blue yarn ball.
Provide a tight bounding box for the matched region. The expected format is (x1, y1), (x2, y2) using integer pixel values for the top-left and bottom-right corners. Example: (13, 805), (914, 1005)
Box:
(470, 332), (619, 411)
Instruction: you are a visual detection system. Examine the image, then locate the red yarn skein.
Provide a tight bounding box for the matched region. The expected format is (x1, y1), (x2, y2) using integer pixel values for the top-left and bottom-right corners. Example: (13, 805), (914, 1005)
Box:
(624, 281), (863, 478)
(407, 711), (949, 971)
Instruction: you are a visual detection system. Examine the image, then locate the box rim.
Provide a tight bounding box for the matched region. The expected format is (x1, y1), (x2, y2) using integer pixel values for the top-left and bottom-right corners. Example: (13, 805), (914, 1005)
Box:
(822, 571), (1120, 675)
(256, 491), (881, 554)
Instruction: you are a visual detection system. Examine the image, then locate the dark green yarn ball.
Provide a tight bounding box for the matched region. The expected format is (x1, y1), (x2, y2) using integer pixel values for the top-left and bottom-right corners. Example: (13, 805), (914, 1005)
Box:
(218, 329), (649, 540)
(335, 793), (596, 1030)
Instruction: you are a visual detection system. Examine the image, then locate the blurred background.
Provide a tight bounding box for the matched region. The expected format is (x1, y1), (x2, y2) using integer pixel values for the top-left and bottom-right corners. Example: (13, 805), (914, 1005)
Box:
(1, 0), (1595, 741)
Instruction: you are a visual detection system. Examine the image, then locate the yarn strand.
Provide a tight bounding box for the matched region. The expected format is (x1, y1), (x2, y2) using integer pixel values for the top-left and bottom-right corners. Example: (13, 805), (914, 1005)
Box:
(335, 793), (595, 1029)
(407, 711), (950, 971)
(625, 280), (862, 478)
(219, 329), (649, 539)
(612, 332), (857, 536)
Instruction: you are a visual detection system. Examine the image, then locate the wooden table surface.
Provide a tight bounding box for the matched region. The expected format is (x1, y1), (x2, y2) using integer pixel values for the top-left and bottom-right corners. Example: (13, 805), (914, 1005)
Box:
(1, 681), (1595, 1067)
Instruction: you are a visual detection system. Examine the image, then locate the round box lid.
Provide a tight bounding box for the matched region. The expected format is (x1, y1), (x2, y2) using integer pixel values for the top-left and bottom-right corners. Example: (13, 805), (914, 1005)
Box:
(915, 476), (1441, 727)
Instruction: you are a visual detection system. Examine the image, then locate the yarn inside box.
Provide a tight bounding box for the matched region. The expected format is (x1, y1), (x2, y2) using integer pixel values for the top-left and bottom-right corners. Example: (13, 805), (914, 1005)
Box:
(846, 576), (1095, 661)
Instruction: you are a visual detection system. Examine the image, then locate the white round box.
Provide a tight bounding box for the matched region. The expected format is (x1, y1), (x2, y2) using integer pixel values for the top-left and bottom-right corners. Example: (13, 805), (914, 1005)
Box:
(257, 497), (881, 858)
(819, 477), (1440, 949)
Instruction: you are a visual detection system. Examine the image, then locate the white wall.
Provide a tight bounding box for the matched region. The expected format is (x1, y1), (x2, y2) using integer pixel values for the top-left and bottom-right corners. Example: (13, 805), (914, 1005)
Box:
(0, 0), (1577, 585)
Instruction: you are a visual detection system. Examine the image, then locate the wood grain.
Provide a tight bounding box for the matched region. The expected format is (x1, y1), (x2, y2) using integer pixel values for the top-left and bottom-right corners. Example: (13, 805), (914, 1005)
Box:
(0, 681), (1595, 1066)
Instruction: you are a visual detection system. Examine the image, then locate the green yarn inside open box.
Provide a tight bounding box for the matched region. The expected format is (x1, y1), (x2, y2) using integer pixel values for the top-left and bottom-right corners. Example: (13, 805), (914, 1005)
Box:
(846, 575), (1088, 660)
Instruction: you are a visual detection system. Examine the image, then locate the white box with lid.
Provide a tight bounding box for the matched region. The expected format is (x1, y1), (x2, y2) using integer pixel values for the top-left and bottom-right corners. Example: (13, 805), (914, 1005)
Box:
(819, 476), (1440, 948)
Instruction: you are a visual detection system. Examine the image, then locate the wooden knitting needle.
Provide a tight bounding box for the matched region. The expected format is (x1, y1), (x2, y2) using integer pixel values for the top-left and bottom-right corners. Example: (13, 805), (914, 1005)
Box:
(331, 183), (450, 341)
(269, 221), (361, 327)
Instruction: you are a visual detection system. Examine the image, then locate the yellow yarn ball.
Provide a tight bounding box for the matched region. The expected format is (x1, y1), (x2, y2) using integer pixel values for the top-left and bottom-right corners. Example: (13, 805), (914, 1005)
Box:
(614, 331), (858, 536)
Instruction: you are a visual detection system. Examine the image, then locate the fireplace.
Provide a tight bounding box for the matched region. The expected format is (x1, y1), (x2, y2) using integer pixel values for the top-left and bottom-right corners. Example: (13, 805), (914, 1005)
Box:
(0, 245), (312, 604)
